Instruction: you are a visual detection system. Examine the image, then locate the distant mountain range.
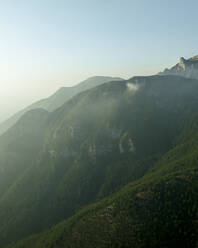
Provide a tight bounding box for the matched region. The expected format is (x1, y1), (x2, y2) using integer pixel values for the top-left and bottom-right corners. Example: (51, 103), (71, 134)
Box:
(1, 57), (198, 247)
(2, 55), (198, 136)
(0, 76), (123, 135)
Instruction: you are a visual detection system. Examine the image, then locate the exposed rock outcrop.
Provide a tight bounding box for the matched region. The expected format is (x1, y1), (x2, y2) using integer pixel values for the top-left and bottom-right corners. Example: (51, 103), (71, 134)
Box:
(160, 55), (198, 79)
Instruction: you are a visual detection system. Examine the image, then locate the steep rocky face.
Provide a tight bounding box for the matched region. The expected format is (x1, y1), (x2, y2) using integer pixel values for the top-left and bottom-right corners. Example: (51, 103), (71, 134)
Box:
(160, 55), (198, 79)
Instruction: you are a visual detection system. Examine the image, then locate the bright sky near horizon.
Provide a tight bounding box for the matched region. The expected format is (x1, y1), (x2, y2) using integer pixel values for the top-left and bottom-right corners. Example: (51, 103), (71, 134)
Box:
(0, 0), (198, 122)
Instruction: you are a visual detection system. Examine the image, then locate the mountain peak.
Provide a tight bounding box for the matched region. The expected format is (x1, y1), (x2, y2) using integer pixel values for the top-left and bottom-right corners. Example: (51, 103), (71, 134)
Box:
(179, 57), (186, 69)
(160, 54), (198, 79)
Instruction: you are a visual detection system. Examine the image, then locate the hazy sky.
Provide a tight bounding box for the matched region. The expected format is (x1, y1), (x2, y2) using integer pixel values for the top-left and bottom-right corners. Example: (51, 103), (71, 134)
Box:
(1, 0), (198, 122)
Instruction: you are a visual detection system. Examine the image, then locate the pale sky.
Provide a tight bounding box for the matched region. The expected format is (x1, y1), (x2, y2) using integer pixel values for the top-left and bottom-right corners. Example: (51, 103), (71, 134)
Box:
(1, 0), (198, 122)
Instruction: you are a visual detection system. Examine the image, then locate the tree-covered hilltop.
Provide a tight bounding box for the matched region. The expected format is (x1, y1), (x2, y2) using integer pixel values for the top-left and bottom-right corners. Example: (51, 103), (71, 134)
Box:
(1, 74), (198, 247)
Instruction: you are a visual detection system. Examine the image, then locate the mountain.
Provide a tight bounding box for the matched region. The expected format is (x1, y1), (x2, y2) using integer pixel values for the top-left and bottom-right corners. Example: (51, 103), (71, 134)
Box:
(1, 74), (198, 247)
(0, 109), (49, 197)
(0, 76), (123, 136)
(160, 55), (198, 79)
(8, 130), (198, 248)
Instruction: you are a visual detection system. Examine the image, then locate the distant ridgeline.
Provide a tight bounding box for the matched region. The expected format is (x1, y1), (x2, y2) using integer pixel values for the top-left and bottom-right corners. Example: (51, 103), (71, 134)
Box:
(1, 57), (198, 248)
(0, 76), (123, 136)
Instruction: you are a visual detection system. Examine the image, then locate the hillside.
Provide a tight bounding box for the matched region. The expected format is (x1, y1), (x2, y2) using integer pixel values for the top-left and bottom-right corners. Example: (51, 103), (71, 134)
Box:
(8, 130), (198, 248)
(1, 74), (198, 247)
(0, 109), (49, 197)
(0, 76), (123, 136)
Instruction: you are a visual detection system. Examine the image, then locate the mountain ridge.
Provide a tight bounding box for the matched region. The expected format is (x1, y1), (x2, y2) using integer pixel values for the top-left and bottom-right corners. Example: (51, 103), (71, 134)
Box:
(0, 76), (123, 136)
(1, 74), (198, 246)
(1, 56), (198, 247)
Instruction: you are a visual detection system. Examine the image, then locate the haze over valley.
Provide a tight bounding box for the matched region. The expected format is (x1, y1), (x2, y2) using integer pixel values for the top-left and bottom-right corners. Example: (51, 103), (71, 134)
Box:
(1, 1), (198, 248)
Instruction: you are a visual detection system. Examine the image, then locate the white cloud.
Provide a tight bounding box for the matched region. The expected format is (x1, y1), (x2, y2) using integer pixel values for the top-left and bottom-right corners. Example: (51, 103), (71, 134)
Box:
(126, 83), (139, 92)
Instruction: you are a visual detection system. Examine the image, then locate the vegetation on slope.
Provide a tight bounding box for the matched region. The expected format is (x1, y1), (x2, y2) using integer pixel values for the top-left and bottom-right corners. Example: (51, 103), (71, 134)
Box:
(1, 75), (198, 247)
(7, 129), (198, 248)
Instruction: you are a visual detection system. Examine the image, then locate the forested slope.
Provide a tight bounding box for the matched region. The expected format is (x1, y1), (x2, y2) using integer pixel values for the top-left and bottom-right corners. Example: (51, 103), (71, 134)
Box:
(1, 75), (198, 247)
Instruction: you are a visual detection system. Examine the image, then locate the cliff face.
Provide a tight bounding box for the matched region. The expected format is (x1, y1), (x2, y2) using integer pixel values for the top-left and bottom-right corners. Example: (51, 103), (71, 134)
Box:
(160, 55), (198, 79)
